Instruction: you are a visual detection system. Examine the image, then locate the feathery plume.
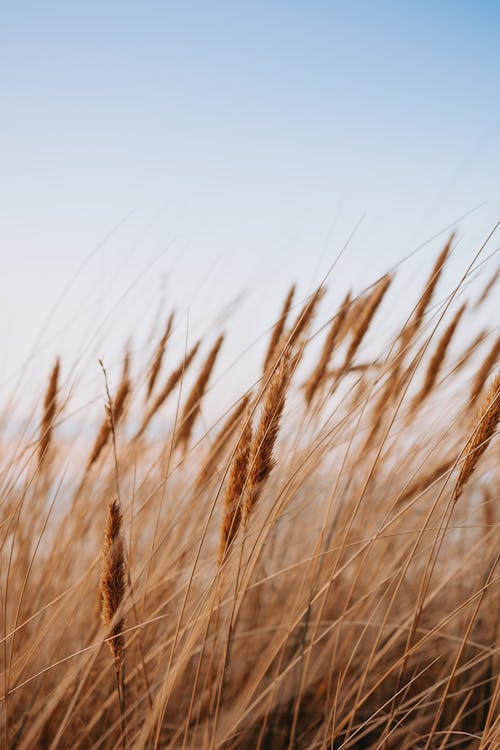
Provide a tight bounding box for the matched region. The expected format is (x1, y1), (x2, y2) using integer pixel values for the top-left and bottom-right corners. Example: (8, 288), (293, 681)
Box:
(344, 275), (392, 368)
(242, 350), (292, 524)
(100, 497), (127, 745)
(397, 459), (454, 505)
(39, 357), (60, 464)
(469, 334), (500, 406)
(454, 371), (500, 503)
(196, 395), (250, 488)
(175, 334), (224, 449)
(411, 303), (466, 410)
(121, 343), (131, 383)
(304, 291), (351, 405)
(100, 498), (127, 670)
(146, 311), (174, 400)
(287, 285), (325, 349)
(136, 341), (200, 438)
(454, 329), (488, 373)
(400, 234), (453, 351)
(263, 284), (295, 373)
(475, 266), (500, 308)
(218, 409), (253, 564)
(87, 371), (130, 470)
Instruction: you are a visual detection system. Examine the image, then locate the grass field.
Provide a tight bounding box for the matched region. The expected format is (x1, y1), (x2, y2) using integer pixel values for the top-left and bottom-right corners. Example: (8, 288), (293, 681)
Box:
(1, 233), (499, 749)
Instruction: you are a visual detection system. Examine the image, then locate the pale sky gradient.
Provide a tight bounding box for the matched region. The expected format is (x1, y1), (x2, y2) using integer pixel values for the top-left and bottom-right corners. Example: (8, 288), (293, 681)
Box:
(1, 2), (499, 394)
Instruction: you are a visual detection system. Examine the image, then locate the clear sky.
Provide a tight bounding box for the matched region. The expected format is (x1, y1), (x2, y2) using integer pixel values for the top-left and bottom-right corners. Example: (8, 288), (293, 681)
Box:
(1, 2), (499, 392)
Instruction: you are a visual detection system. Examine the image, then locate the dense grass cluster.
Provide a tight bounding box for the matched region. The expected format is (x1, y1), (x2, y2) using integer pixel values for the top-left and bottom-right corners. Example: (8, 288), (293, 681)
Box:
(1, 234), (499, 749)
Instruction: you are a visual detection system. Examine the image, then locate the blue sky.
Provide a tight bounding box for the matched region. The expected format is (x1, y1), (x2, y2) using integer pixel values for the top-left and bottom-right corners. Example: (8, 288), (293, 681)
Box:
(1, 2), (499, 389)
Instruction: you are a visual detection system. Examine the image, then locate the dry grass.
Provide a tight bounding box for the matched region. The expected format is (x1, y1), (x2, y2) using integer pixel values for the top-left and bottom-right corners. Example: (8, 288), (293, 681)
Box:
(1, 234), (499, 749)
(146, 312), (175, 401)
(38, 357), (60, 465)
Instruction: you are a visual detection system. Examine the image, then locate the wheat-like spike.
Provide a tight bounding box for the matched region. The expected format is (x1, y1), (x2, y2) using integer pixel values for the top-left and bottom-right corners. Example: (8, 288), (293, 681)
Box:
(344, 275), (392, 368)
(121, 343), (131, 383)
(411, 303), (466, 410)
(475, 266), (500, 308)
(339, 292), (368, 344)
(400, 234), (453, 350)
(100, 496), (128, 746)
(371, 240), (452, 429)
(196, 395), (250, 488)
(146, 311), (174, 400)
(364, 344), (421, 450)
(454, 329), (488, 373)
(304, 291), (351, 406)
(242, 350), (292, 524)
(112, 377), (130, 425)
(453, 371), (500, 503)
(366, 365), (403, 446)
(39, 357), (60, 464)
(263, 284), (296, 373)
(175, 334), (224, 449)
(469, 334), (500, 406)
(217, 409), (253, 565)
(287, 285), (325, 349)
(87, 372), (130, 470)
(396, 459), (455, 505)
(100, 498), (127, 671)
(136, 341), (200, 438)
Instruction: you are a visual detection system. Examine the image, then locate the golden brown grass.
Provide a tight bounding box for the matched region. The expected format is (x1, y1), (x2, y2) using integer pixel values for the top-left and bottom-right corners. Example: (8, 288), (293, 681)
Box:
(344, 275), (392, 369)
(399, 233), (453, 351)
(100, 498), (127, 745)
(2, 240), (499, 750)
(87, 363), (131, 471)
(410, 303), (466, 411)
(196, 395), (250, 489)
(304, 291), (351, 406)
(218, 408), (252, 565)
(38, 356), (60, 465)
(100, 498), (127, 672)
(262, 284), (295, 373)
(287, 285), (325, 350)
(469, 333), (500, 406)
(241, 349), (293, 525)
(135, 340), (200, 438)
(174, 334), (224, 450)
(454, 371), (500, 502)
(146, 312), (175, 400)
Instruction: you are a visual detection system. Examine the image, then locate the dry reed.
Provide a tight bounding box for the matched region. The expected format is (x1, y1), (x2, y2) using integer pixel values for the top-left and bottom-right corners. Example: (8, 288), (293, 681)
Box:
(100, 497), (127, 745)
(262, 284), (295, 373)
(344, 275), (392, 368)
(454, 328), (488, 373)
(410, 303), (466, 410)
(87, 371), (130, 470)
(218, 410), (253, 565)
(304, 291), (351, 406)
(241, 350), (292, 524)
(469, 334), (500, 406)
(400, 234), (453, 350)
(4, 246), (500, 750)
(196, 395), (250, 488)
(175, 334), (224, 450)
(136, 340), (200, 438)
(100, 498), (127, 670)
(38, 357), (60, 464)
(397, 459), (455, 505)
(146, 311), (174, 400)
(287, 286), (325, 350)
(454, 371), (500, 502)
(475, 265), (500, 307)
